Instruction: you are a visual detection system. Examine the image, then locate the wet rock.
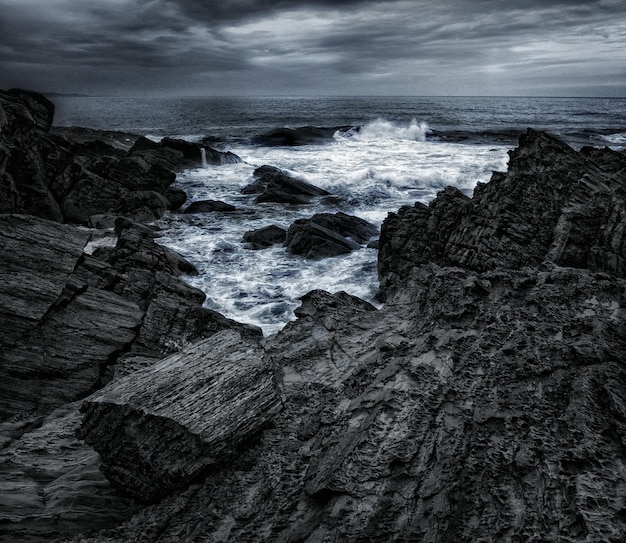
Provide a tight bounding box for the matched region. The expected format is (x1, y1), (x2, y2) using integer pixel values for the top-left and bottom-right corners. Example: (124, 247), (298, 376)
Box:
(252, 125), (352, 146)
(285, 212), (378, 259)
(379, 129), (626, 296)
(242, 224), (287, 249)
(183, 200), (237, 214)
(242, 165), (330, 204)
(78, 330), (283, 502)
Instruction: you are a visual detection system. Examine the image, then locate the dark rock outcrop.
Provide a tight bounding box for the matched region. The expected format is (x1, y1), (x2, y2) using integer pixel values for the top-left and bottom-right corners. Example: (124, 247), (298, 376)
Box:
(78, 330), (282, 503)
(242, 165), (330, 204)
(242, 224), (287, 249)
(183, 200), (237, 214)
(285, 212), (378, 259)
(0, 90), (241, 226)
(252, 125), (351, 146)
(378, 129), (626, 296)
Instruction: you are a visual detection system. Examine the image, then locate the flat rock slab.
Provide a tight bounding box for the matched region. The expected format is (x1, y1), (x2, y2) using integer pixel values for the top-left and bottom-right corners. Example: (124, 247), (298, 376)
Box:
(78, 330), (282, 502)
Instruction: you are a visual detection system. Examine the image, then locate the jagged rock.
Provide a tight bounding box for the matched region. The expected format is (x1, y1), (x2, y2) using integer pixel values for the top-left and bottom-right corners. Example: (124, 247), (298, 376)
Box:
(0, 214), (143, 421)
(242, 165), (330, 204)
(285, 212), (378, 259)
(242, 224), (287, 249)
(78, 330), (283, 502)
(378, 129), (626, 296)
(252, 125), (351, 146)
(183, 200), (237, 214)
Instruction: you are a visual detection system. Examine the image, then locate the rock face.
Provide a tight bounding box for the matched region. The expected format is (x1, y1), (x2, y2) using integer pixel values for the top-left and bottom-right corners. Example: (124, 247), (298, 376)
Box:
(242, 164), (330, 204)
(285, 212), (378, 259)
(78, 330), (283, 503)
(378, 129), (626, 295)
(0, 89), (242, 226)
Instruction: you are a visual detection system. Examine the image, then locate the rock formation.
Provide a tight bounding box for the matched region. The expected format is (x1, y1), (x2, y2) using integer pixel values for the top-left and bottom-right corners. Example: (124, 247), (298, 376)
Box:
(78, 330), (282, 503)
(183, 200), (237, 214)
(242, 164), (330, 204)
(285, 211), (378, 259)
(242, 224), (287, 249)
(1, 90), (625, 543)
(252, 125), (352, 146)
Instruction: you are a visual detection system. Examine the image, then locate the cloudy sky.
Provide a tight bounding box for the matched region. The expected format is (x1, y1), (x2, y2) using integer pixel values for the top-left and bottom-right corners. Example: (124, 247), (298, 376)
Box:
(1, 0), (625, 97)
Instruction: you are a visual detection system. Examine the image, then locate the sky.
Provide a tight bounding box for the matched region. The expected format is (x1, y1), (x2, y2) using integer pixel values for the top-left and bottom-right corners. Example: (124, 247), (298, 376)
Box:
(1, 0), (625, 97)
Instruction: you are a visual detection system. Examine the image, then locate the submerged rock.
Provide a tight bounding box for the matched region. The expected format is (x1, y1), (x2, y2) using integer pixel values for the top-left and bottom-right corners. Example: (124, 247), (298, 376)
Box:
(78, 330), (282, 502)
(285, 212), (378, 259)
(242, 165), (330, 204)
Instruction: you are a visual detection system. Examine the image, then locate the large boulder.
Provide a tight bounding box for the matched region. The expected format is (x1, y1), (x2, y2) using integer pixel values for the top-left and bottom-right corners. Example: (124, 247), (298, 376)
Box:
(78, 330), (283, 502)
(242, 165), (330, 204)
(285, 212), (378, 259)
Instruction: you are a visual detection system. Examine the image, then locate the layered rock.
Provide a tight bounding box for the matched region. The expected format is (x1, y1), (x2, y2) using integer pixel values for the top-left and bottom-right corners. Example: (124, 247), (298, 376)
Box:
(242, 165), (330, 204)
(378, 129), (626, 295)
(285, 212), (378, 259)
(78, 330), (282, 502)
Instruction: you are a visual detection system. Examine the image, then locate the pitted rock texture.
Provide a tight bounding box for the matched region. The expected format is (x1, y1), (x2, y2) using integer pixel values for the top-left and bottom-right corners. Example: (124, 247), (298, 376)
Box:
(78, 330), (283, 503)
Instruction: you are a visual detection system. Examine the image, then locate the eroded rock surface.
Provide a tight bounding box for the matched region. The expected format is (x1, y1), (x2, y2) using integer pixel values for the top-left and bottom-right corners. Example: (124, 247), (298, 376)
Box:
(78, 330), (282, 502)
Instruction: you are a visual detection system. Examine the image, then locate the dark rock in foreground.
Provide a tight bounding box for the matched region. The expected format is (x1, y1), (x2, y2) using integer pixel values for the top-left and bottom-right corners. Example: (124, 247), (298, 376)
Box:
(78, 330), (282, 502)
(242, 224), (287, 249)
(285, 212), (378, 259)
(242, 165), (330, 204)
(183, 200), (237, 214)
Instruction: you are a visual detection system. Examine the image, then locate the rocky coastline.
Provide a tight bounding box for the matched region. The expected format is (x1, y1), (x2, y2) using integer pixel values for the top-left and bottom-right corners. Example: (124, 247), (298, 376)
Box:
(1, 89), (625, 542)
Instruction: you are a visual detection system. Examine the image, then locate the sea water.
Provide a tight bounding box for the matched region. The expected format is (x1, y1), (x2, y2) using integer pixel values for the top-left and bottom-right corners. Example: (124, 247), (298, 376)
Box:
(53, 96), (626, 335)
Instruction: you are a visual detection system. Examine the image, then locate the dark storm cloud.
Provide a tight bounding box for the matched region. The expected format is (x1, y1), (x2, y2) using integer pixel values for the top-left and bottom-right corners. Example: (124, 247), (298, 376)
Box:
(0, 0), (625, 96)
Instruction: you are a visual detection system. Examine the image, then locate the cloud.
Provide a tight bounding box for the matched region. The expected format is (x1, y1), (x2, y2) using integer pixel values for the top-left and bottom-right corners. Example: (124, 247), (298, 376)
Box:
(0, 0), (625, 96)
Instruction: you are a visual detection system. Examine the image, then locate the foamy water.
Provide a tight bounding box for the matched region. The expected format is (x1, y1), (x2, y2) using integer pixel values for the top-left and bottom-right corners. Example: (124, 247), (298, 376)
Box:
(156, 119), (509, 335)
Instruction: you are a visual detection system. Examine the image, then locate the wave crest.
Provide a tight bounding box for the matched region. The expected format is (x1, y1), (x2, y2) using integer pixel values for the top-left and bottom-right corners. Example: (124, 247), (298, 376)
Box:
(338, 118), (431, 142)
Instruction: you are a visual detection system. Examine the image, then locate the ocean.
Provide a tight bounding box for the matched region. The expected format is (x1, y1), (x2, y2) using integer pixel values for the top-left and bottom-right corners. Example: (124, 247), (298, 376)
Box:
(52, 95), (626, 335)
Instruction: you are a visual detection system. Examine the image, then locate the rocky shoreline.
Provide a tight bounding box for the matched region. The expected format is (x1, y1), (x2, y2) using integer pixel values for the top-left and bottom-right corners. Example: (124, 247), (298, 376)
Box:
(1, 89), (625, 542)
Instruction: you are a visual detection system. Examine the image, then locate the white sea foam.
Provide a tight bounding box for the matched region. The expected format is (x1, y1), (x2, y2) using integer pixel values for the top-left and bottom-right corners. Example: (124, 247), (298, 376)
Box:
(156, 119), (510, 335)
(339, 118), (431, 142)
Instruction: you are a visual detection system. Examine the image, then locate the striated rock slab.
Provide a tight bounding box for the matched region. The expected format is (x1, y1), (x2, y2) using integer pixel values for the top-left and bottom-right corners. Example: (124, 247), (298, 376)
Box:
(0, 214), (143, 421)
(78, 330), (283, 503)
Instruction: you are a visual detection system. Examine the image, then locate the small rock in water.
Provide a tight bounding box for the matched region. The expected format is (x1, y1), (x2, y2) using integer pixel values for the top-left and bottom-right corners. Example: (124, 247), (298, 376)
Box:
(183, 200), (237, 214)
(242, 225), (287, 249)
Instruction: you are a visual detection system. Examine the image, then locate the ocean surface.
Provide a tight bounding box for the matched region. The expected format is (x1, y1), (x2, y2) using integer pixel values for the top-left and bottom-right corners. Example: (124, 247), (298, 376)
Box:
(53, 96), (626, 335)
